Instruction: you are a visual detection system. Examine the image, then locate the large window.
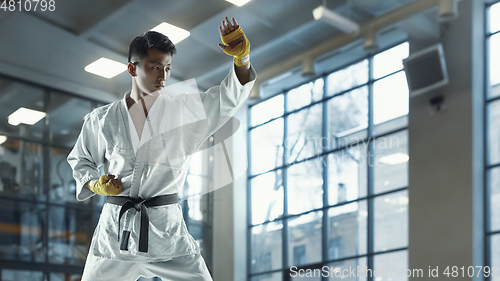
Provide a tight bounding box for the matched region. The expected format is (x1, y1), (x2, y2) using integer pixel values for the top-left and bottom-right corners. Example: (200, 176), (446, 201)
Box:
(486, 2), (500, 280)
(0, 76), (102, 279)
(0, 75), (212, 280)
(248, 42), (409, 280)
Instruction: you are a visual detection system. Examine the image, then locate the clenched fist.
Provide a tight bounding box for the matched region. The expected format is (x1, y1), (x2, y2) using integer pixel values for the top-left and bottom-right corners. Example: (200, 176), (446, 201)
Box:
(218, 17), (250, 66)
(88, 174), (122, 196)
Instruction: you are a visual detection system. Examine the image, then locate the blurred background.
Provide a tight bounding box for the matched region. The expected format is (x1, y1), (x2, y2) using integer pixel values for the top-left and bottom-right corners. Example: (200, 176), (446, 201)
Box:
(0, 0), (498, 280)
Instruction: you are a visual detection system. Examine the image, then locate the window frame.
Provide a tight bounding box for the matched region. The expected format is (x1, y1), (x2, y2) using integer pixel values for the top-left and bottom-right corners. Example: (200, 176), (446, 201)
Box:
(484, 1), (500, 280)
(247, 41), (410, 280)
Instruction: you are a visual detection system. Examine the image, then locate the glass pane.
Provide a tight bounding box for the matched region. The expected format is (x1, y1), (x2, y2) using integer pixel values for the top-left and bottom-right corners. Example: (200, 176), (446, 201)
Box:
(326, 59), (368, 96)
(493, 82), (500, 100)
(328, 147), (367, 205)
(487, 100), (500, 165)
(185, 194), (204, 228)
(48, 207), (96, 265)
(180, 150), (211, 262)
(0, 78), (46, 141)
(373, 42), (409, 79)
(251, 171), (283, 225)
(251, 94), (284, 127)
(373, 130), (408, 194)
(327, 86), (368, 149)
(327, 257), (367, 281)
(183, 197), (211, 263)
(490, 34), (500, 98)
(0, 140), (45, 201)
(328, 201), (367, 259)
(50, 273), (83, 281)
(50, 146), (87, 204)
(490, 2), (500, 34)
(491, 234), (500, 281)
(287, 159), (323, 215)
(374, 191), (408, 252)
(180, 150), (209, 199)
(0, 199), (46, 262)
(251, 222), (283, 274)
(373, 72), (409, 125)
(251, 118), (284, 175)
(288, 211), (323, 267)
(286, 104), (322, 164)
(488, 167), (500, 232)
(287, 78), (324, 112)
(373, 250), (409, 281)
(49, 91), (92, 147)
(2, 270), (43, 281)
(250, 272), (282, 281)
(374, 115), (408, 137)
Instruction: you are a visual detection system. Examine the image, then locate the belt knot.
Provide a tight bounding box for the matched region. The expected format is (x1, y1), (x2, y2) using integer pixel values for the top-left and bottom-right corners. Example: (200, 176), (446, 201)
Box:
(132, 197), (146, 211)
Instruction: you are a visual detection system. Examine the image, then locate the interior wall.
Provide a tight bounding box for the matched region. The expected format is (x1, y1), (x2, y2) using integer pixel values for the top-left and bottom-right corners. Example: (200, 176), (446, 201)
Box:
(212, 105), (249, 281)
(408, 1), (485, 280)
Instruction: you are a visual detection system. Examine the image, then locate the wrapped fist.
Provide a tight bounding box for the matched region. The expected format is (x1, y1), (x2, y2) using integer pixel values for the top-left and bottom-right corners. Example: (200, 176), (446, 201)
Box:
(219, 17), (250, 66)
(89, 174), (122, 196)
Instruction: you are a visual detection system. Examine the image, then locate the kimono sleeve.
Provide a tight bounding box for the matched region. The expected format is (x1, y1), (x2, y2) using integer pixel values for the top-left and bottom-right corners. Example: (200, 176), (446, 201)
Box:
(198, 63), (257, 137)
(67, 110), (106, 201)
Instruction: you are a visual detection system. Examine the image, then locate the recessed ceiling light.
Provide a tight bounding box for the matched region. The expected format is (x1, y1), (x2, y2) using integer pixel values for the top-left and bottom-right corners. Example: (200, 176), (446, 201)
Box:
(8, 107), (46, 126)
(84, 58), (127, 79)
(0, 135), (6, 145)
(151, 23), (190, 44)
(225, 0), (251, 6)
(378, 153), (409, 165)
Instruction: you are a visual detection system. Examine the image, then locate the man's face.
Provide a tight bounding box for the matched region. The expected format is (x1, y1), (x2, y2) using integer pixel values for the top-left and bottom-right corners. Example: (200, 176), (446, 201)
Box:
(132, 48), (172, 95)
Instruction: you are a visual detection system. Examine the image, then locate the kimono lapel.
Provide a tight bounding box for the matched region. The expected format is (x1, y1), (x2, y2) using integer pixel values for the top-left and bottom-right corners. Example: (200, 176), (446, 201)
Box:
(117, 92), (136, 153)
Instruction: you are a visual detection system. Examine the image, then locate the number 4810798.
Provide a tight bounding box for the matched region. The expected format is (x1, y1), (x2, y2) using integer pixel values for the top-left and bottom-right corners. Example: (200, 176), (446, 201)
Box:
(443, 266), (498, 278)
(1, 0), (55, 12)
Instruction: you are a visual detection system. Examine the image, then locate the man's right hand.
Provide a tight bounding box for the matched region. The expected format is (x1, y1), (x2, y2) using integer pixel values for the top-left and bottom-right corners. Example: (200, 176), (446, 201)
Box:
(87, 174), (122, 196)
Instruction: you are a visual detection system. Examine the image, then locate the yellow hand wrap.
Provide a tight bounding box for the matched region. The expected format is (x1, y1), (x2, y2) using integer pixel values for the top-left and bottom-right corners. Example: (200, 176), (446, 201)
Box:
(89, 175), (121, 196)
(221, 26), (250, 66)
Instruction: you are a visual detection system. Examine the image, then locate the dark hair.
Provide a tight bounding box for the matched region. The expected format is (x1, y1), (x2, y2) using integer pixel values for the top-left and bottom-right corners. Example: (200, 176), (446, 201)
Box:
(128, 31), (177, 63)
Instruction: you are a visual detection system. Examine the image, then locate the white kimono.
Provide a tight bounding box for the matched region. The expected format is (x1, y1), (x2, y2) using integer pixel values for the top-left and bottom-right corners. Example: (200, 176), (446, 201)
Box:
(67, 65), (256, 262)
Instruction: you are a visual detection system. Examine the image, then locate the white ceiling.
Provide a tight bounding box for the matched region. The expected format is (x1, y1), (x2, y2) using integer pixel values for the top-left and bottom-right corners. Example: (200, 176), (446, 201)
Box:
(0, 0), (443, 103)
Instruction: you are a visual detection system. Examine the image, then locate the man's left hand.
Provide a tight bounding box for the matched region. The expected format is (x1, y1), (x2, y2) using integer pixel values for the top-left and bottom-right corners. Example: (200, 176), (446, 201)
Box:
(218, 16), (250, 67)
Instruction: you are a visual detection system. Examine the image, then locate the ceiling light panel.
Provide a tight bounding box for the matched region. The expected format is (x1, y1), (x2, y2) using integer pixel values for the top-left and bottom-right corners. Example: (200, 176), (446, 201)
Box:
(85, 58), (127, 79)
(225, 0), (251, 6)
(151, 22), (190, 44)
(8, 107), (46, 126)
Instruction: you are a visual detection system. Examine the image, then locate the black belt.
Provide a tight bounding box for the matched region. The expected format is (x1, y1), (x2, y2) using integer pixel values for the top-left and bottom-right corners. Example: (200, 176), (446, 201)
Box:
(106, 194), (178, 253)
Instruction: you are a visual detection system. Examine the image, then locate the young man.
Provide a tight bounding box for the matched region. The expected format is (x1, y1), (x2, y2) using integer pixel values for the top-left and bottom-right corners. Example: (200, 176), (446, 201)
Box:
(67, 17), (256, 280)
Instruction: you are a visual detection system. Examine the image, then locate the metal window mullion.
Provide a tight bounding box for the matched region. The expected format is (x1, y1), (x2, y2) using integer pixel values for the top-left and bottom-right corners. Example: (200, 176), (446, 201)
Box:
(283, 93), (289, 281)
(321, 74), (329, 281)
(90, 99), (100, 237)
(485, 4), (492, 281)
(367, 56), (375, 281)
(43, 89), (50, 269)
(489, 30), (500, 37)
(247, 105), (253, 280)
